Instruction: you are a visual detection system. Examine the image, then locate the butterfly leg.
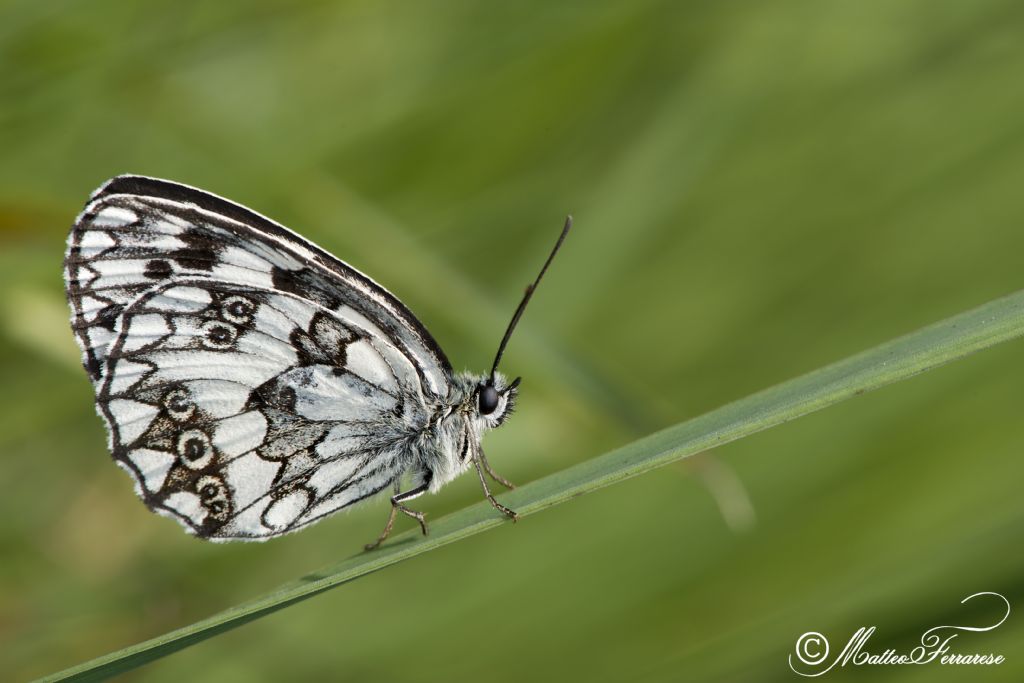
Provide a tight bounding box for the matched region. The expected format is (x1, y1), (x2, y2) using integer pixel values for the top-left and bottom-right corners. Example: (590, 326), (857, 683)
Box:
(473, 452), (519, 522)
(478, 447), (516, 490)
(364, 482), (430, 551)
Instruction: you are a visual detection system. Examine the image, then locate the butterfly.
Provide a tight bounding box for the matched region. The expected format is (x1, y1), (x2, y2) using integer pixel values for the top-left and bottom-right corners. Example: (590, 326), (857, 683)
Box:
(64, 175), (570, 549)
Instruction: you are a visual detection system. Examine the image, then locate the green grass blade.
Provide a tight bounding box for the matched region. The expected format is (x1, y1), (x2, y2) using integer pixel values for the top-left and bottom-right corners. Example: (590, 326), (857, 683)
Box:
(41, 289), (1024, 682)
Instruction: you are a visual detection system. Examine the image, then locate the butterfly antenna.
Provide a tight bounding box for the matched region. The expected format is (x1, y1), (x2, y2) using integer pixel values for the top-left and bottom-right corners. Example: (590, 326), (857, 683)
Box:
(489, 215), (573, 383)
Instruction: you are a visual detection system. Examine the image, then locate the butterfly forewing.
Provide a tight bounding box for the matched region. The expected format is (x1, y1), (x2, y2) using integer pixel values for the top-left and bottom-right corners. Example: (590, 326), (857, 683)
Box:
(64, 176), (453, 540)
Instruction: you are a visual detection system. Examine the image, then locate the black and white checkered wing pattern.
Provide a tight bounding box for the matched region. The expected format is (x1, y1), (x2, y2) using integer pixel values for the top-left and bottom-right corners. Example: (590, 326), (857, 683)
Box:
(64, 176), (453, 540)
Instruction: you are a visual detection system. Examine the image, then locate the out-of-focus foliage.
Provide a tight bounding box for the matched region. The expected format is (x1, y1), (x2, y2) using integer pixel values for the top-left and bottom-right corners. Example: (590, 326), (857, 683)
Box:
(2, 1), (1023, 681)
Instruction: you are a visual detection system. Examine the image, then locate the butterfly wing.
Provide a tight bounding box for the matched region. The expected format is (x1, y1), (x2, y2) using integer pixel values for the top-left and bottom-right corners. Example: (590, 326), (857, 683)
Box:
(64, 175), (451, 540)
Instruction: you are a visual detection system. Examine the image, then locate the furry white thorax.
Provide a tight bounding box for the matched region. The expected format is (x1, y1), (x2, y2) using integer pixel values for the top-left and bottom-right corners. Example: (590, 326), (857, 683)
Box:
(419, 371), (517, 492)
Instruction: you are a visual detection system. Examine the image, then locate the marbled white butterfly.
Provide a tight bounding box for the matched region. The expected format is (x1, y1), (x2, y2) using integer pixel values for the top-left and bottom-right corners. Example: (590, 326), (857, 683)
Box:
(64, 176), (570, 549)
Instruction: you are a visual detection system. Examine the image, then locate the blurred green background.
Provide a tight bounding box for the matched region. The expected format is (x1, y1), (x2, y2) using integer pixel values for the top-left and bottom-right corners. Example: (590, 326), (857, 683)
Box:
(3, 0), (1024, 681)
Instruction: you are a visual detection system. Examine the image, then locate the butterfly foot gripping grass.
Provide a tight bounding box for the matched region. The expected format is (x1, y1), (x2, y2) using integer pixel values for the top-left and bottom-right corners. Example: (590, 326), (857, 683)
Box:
(64, 175), (570, 549)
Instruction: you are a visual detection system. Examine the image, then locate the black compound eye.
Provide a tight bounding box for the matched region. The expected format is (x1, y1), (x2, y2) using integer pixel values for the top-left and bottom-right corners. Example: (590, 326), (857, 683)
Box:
(478, 385), (500, 415)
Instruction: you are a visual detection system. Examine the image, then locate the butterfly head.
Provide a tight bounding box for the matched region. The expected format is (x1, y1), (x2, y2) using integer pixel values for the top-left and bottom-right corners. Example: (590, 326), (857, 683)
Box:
(473, 373), (520, 428)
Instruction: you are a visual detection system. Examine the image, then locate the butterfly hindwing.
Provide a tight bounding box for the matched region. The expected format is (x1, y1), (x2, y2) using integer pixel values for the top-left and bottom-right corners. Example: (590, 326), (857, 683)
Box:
(64, 176), (450, 540)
